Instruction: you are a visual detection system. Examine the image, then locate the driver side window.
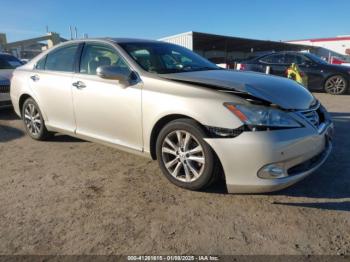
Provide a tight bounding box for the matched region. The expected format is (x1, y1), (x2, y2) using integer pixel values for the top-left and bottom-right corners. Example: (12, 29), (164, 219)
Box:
(161, 51), (193, 70)
(296, 55), (312, 65)
(80, 43), (129, 75)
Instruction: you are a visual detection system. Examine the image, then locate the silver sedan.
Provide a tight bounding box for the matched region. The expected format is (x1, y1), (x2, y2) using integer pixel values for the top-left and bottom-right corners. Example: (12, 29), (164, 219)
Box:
(10, 38), (334, 193)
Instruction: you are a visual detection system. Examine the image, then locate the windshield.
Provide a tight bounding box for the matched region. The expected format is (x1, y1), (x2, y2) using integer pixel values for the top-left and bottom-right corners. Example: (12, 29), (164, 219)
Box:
(119, 42), (220, 74)
(0, 55), (23, 69)
(305, 53), (328, 65)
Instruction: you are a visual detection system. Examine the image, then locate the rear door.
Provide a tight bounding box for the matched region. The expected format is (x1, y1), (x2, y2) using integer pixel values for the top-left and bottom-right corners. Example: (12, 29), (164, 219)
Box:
(260, 54), (287, 77)
(71, 42), (143, 151)
(28, 43), (80, 133)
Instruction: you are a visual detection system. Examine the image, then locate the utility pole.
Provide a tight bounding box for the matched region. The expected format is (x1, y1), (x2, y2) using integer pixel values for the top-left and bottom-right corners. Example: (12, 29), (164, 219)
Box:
(74, 27), (78, 39)
(69, 26), (73, 40)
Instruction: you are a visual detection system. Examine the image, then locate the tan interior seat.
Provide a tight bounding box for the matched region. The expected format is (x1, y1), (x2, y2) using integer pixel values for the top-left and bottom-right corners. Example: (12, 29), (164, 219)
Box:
(88, 56), (112, 74)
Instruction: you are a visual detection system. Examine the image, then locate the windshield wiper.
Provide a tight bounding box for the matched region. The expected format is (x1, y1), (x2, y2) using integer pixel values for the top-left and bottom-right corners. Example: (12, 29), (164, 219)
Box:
(189, 66), (223, 72)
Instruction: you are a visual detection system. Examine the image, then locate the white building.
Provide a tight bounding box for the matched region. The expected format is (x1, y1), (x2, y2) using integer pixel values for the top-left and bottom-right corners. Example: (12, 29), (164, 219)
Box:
(286, 36), (350, 63)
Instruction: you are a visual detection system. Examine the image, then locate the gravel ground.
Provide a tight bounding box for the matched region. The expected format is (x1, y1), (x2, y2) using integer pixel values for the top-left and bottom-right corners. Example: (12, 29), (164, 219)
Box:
(0, 93), (349, 255)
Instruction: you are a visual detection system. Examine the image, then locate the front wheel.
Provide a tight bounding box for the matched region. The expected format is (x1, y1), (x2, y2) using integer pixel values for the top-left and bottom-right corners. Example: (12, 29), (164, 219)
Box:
(324, 75), (348, 95)
(22, 98), (51, 140)
(156, 119), (219, 191)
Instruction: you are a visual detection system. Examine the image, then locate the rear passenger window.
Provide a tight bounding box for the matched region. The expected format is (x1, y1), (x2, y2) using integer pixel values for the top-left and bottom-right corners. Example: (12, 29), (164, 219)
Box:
(260, 54), (285, 64)
(45, 44), (79, 72)
(35, 56), (46, 70)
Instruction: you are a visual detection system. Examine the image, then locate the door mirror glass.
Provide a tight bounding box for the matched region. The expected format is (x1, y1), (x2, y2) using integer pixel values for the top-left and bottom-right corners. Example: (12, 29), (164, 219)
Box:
(96, 65), (131, 81)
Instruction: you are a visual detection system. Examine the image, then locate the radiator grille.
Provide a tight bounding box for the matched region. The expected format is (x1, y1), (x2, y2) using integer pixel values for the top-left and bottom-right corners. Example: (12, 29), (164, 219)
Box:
(300, 109), (320, 127)
(297, 101), (326, 129)
(0, 85), (10, 93)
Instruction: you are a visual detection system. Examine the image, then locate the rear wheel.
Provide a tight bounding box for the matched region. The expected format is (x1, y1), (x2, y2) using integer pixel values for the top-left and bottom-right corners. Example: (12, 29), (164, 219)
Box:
(22, 98), (50, 140)
(156, 119), (219, 191)
(324, 75), (348, 95)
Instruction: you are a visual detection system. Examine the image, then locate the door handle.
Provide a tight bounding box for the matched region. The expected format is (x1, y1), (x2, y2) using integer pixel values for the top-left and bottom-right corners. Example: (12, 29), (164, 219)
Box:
(30, 75), (40, 82)
(72, 81), (86, 89)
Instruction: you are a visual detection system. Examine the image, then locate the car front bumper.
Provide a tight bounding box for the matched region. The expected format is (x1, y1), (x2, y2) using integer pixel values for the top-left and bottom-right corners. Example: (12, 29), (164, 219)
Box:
(0, 93), (12, 108)
(205, 123), (333, 193)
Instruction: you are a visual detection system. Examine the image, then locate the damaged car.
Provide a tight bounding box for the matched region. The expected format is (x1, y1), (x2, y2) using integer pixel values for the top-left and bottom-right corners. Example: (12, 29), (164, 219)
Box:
(0, 53), (23, 108)
(10, 39), (334, 193)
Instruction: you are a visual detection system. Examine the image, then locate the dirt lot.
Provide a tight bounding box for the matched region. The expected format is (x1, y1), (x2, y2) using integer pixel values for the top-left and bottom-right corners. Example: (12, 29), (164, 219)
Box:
(0, 93), (349, 255)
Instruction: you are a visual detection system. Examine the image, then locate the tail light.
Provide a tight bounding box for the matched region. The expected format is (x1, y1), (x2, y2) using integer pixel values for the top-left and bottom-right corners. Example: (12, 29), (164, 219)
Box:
(238, 63), (247, 70)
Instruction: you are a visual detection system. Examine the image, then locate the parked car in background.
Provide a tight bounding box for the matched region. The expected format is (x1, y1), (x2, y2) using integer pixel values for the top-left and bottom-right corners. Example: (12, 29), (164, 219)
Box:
(239, 51), (350, 95)
(10, 39), (333, 193)
(20, 59), (30, 65)
(0, 53), (23, 108)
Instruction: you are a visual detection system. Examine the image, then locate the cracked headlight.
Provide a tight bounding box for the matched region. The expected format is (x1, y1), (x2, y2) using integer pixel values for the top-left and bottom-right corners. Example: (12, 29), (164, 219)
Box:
(224, 103), (302, 129)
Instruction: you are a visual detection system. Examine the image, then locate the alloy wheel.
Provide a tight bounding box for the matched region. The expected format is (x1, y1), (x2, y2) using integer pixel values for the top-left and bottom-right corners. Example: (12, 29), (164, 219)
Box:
(23, 103), (42, 136)
(325, 76), (346, 95)
(161, 130), (205, 183)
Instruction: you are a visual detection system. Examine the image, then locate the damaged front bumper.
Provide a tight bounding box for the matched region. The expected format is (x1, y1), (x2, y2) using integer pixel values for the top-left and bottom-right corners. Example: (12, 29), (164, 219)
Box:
(205, 121), (334, 193)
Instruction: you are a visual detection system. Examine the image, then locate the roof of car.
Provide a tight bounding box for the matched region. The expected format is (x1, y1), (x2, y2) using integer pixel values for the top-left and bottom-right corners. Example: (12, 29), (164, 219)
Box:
(263, 51), (307, 55)
(107, 37), (161, 44)
(65, 37), (164, 45)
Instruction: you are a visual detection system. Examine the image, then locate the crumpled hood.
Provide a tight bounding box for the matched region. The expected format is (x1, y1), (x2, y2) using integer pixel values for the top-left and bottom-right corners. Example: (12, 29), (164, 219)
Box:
(161, 70), (316, 110)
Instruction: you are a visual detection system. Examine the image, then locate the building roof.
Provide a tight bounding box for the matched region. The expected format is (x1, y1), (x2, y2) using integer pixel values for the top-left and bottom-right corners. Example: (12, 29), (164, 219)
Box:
(287, 36), (350, 43)
(159, 31), (315, 52)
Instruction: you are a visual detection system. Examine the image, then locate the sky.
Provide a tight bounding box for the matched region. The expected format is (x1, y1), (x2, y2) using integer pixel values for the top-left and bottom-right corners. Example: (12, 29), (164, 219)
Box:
(1, 0), (350, 43)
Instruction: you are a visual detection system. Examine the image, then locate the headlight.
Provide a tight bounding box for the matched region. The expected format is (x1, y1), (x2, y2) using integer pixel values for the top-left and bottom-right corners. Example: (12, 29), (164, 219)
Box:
(224, 103), (302, 129)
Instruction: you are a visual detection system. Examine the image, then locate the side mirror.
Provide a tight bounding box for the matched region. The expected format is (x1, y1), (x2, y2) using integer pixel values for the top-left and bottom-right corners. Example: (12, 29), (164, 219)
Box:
(96, 65), (131, 82)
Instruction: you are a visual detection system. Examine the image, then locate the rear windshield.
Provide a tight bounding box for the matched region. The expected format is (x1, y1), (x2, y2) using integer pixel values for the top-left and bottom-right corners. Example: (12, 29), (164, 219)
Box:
(0, 55), (23, 69)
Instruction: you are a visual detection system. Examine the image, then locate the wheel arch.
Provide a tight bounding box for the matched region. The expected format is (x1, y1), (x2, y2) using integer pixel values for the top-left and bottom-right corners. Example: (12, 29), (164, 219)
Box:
(18, 93), (33, 116)
(149, 113), (226, 187)
(18, 93), (48, 121)
(149, 114), (207, 160)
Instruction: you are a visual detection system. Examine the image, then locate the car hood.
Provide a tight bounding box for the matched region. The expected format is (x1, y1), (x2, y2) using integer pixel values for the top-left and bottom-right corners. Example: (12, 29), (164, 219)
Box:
(161, 70), (316, 110)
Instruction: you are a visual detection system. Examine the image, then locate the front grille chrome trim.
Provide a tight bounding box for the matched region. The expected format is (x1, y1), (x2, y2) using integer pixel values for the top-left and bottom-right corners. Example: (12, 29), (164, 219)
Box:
(295, 101), (330, 133)
(0, 85), (10, 93)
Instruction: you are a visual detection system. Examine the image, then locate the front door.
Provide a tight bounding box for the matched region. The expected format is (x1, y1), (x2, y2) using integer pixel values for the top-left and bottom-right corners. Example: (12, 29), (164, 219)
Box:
(297, 54), (324, 89)
(72, 42), (143, 151)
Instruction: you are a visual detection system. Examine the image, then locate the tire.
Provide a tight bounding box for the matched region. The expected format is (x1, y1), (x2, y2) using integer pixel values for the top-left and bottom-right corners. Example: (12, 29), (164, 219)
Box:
(156, 118), (220, 191)
(22, 98), (51, 140)
(324, 75), (348, 95)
